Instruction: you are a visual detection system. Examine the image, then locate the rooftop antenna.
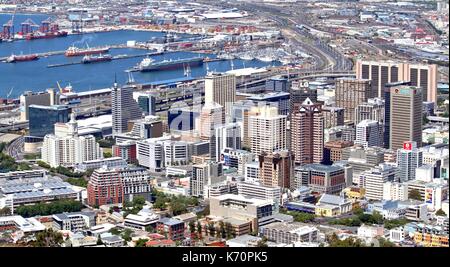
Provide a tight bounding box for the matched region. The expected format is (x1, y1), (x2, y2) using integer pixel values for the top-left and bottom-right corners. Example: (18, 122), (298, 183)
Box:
(113, 73), (118, 88)
(230, 59), (234, 70)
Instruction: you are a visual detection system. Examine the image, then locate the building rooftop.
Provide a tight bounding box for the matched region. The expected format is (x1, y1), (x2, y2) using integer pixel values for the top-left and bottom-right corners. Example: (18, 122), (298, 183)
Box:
(158, 217), (183, 226)
(297, 163), (343, 173)
(0, 216), (46, 232)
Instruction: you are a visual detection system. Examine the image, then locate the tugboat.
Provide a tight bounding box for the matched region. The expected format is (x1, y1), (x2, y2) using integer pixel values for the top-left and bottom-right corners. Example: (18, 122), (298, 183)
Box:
(82, 54), (113, 64)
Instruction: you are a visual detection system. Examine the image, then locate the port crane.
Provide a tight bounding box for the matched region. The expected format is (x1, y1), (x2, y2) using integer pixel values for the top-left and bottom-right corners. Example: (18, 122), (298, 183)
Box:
(2, 0), (16, 40)
(57, 81), (73, 94)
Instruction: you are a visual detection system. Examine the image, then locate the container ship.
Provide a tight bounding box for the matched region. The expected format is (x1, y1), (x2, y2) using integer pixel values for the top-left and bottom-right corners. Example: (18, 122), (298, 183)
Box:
(82, 54), (113, 64)
(25, 31), (68, 40)
(65, 46), (110, 57)
(136, 57), (203, 72)
(6, 54), (39, 63)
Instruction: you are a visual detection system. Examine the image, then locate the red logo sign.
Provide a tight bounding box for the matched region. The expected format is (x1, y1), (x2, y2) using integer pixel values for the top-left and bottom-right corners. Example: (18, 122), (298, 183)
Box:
(403, 142), (412, 150)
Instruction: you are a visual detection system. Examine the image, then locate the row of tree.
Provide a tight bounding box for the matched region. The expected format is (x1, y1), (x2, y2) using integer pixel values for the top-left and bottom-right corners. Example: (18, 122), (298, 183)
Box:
(188, 220), (236, 240)
(15, 200), (83, 218)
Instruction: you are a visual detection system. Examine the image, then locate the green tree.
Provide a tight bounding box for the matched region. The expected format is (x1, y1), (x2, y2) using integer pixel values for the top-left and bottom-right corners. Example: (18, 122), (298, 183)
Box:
(121, 229), (133, 242)
(0, 207), (11, 216)
(435, 209), (446, 216)
(327, 233), (366, 247)
(208, 222), (216, 237)
(135, 238), (148, 247)
(378, 237), (396, 247)
(153, 198), (167, 210)
(145, 226), (155, 233)
(103, 152), (112, 158)
(33, 229), (64, 247)
(197, 221), (203, 238)
(225, 222), (234, 239)
(408, 189), (423, 201)
(189, 221), (196, 235)
(109, 227), (121, 235)
(218, 221), (226, 239)
(256, 236), (268, 247)
(97, 236), (104, 245)
(36, 160), (51, 169)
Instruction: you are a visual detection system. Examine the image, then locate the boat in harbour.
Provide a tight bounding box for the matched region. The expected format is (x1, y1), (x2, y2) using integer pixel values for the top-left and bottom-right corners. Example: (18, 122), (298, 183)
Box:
(135, 56), (204, 72)
(82, 54), (113, 64)
(6, 54), (39, 63)
(65, 45), (110, 57)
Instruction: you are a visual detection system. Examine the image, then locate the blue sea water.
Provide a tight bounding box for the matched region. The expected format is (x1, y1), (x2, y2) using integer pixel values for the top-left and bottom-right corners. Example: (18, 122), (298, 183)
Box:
(0, 13), (280, 98)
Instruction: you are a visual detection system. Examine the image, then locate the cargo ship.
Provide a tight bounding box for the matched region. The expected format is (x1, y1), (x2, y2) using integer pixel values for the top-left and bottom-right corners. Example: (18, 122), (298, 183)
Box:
(136, 57), (203, 72)
(82, 54), (113, 64)
(6, 54), (39, 63)
(65, 45), (110, 57)
(25, 31), (68, 40)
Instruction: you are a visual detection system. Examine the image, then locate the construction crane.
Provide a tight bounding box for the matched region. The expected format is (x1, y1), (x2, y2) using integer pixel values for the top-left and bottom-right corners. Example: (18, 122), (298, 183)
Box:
(6, 87), (14, 99)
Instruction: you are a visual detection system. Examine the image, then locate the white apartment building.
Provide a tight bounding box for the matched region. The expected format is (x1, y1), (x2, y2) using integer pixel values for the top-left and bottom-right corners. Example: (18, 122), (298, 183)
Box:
(249, 106), (287, 155)
(237, 181), (281, 207)
(137, 135), (190, 172)
(383, 182), (409, 201)
(397, 141), (423, 182)
(362, 163), (398, 200)
(245, 162), (260, 183)
(41, 114), (103, 168)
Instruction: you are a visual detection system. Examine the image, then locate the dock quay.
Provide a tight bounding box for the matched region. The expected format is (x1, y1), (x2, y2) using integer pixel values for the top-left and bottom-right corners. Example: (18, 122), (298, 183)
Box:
(46, 52), (160, 68)
(0, 44), (133, 62)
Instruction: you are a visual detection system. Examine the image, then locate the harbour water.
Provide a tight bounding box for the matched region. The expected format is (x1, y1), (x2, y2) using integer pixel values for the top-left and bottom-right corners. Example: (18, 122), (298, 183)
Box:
(0, 13), (281, 98)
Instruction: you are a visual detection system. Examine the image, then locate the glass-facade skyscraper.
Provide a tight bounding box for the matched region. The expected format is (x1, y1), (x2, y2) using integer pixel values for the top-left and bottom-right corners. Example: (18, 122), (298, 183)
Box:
(28, 105), (71, 137)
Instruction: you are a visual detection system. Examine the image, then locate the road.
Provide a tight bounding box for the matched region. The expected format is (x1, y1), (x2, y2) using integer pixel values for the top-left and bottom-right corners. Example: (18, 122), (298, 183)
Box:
(6, 136), (24, 161)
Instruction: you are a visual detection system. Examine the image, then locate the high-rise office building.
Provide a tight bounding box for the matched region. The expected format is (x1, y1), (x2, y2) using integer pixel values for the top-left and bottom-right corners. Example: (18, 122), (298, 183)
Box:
(265, 77), (289, 92)
(19, 89), (59, 121)
(322, 106), (345, 129)
(247, 92), (290, 115)
(355, 119), (382, 148)
(190, 162), (224, 197)
(198, 103), (224, 140)
(258, 150), (294, 189)
(397, 141), (423, 182)
(355, 60), (438, 102)
(388, 85), (422, 150)
(289, 80), (318, 115)
(335, 78), (374, 122)
(291, 98), (324, 165)
(383, 81), (411, 148)
(249, 106), (287, 155)
(137, 93), (157, 116)
(28, 104), (71, 138)
(355, 98), (385, 126)
(112, 82), (142, 136)
(213, 123), (242, 161)
(204, 73), (236, 122)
